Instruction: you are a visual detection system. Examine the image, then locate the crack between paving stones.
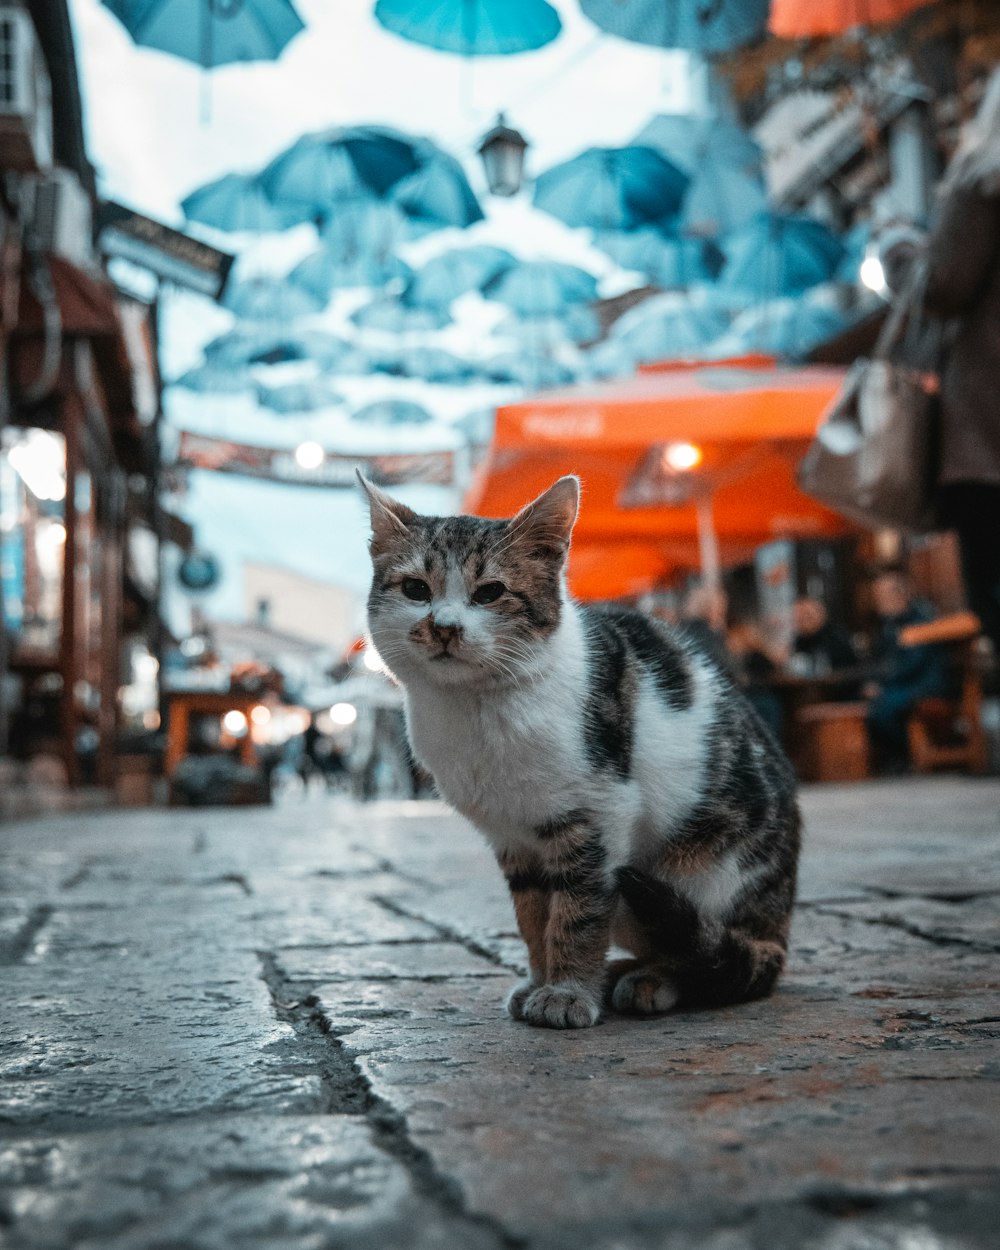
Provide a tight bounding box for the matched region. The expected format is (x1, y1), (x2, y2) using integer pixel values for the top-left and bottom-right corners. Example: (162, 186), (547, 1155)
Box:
(372, 895), (520, 971)
(256, 951), (524, 1249)
(809, 905), (1000, 953)
(0, 904), (53, 965)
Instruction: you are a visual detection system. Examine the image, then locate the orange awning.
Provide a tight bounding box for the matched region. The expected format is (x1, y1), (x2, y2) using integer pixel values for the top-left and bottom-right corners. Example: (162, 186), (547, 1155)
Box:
(463, 364), (852, 601)
(768, 0), (937, 38)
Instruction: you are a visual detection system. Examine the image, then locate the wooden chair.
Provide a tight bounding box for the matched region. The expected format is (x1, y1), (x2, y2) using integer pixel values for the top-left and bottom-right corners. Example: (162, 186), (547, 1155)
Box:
(795, 702), (871, 782)
(901, 614), (989, 775)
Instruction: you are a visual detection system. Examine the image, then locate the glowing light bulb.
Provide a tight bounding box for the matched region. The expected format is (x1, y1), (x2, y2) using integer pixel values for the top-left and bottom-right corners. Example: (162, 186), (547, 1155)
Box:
(294, 441), (324, 470)
(662, 442), (703, 472)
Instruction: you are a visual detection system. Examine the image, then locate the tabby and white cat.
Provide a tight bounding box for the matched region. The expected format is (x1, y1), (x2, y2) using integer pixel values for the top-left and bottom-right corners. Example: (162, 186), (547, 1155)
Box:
(361, 474), (800, 1030)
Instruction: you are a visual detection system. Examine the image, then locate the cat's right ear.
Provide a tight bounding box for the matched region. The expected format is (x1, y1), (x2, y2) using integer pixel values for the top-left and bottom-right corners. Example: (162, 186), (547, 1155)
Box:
(357, 472), (418, 557)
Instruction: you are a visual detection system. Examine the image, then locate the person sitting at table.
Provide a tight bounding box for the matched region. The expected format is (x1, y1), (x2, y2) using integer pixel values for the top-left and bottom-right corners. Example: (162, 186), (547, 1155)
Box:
(679, 580), (730, 668)
(727, 617), (786, 743)
(864, 567), (955, 773)
(790, 597), (861, 697)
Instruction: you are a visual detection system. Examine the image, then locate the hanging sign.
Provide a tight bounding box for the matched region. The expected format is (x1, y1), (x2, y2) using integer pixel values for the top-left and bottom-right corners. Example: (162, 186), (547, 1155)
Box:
(174, 431), (455, 488)
(98, 202), (235, 299)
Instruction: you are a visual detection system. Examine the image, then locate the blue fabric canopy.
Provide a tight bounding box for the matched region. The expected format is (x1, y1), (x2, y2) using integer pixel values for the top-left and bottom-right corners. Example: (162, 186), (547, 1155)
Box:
(389, 143), (485, 229)
(533, 146), (688, 232)
(352, 399), (434, 426)
(607, 295), (729, 364)
(374, 0), (561, 56)
(260, 126), (422, 222)
(350, 297), (452, 333)
(482, 261), (598, 316)
(289, 248), (412, 302)
(594, 229), (723, 288)
(181, 172), (300, 233)
(223, 275), (325, 322)
(709, 297), (847, 360)
(719, 213), (845, 297)
(403, 245), (516, 309)
(101, 0), (304, 67)
(579, 0), (767, 55)
(255, 378), (344, 414)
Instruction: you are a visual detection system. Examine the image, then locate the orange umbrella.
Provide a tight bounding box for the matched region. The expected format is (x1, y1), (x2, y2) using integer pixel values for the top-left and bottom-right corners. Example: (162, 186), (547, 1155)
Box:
(462, 363), (852, 601)
(769, 0), (938, 39)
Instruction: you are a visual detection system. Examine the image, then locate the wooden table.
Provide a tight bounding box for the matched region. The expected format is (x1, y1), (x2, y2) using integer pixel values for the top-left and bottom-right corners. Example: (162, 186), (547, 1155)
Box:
(164, 690), (260, 778)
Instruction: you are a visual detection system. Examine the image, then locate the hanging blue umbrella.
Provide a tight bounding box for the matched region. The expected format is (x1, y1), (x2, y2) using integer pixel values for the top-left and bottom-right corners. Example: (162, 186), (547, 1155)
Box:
(593, 228), (723, 288)
(719, 213), (845, 297)
(608, 294), (729, 364)
(403, 245), (516, 310)
(350, 297), (452, 333)
(533, 146), (689, 232)
(289, 248), (412, 303)
(223, 275), (325, 321)
(707, 296), (847, 361)
(495, 304), (602, 347)
(203, 326), (307, 368)
(579, 0), (767, 54)
(352, 399), (434, 426)
(256, 378), (345, 414)
(374, 0), (561, 55)
(174, 363), (255, 394)
(101, 0), (304, 67)
(259, 126), (421, 223)
(288, 330), (371, 371)
(320, 201), (425, 267)
(482, 352), (577, 390)
(482, 261), (598, 317)
(634, 114), (767, 237)
(393, 346), (478, 384)
(390, 142), (485, 229)
(181, 172), (300, 233)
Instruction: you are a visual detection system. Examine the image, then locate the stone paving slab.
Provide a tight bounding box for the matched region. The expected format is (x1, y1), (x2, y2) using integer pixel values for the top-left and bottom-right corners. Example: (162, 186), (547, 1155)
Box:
(0, 778), (998, 1249)
(0, 1115), (498, 1250)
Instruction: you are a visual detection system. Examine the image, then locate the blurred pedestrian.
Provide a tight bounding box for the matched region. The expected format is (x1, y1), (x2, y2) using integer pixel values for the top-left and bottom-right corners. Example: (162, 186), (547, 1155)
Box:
(790, 597), (861, 697)
(920, 68), (1000, 659)
(727, 617), (785, 743)
(680, 581), (729, 668)
(864, 568), (953, 773)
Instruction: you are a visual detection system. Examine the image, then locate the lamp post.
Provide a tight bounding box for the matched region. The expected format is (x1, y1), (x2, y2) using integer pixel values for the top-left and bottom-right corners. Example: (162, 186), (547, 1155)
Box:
(477, 114), (529, 197)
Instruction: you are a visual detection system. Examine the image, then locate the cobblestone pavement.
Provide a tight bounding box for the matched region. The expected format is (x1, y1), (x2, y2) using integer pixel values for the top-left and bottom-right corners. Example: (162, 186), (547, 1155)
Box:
(1, 777), (998, 1249)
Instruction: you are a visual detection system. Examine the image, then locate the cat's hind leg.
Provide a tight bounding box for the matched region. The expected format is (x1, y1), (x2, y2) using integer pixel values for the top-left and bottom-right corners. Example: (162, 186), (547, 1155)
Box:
(607, 958), (680, 1015)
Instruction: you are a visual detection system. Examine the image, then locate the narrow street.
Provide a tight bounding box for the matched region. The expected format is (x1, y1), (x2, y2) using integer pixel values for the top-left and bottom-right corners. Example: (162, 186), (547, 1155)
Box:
(1, 777), (998, 1249)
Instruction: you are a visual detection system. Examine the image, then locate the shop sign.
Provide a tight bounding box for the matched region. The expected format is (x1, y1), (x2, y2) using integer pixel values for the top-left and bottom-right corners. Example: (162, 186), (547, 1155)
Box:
(98, 202), (235, 299)
(175, 431), (454, 488)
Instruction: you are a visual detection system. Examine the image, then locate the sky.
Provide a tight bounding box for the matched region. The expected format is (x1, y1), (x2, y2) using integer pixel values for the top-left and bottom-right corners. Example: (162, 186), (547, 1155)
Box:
(67, 0), (699, 631)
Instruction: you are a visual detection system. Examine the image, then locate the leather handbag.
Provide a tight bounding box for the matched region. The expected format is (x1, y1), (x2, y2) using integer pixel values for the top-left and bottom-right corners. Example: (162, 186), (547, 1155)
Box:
(798, 261), (942, 533)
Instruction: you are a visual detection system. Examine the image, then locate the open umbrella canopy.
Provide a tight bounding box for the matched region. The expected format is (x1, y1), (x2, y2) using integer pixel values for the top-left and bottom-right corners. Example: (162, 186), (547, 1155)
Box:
(255, 378), (344, 414)
(223, 275), (325, 321)
(463, 363), (849, 599)
(374, 0), (562, 55)
(101, 0), (304, 67)
(769, 0), (937, 38)
(708, 297), (848, 361)
(181, 171), (301, 233)
(483, 261), (598, 317)
(608, 294), (729, 364)
(579, 0), (768, 54)
(352, 399), (434, 426)
(288, 248), (412, 303)
(633, 114), (768, 237)
(389, 143), (485, 229)
(483, 352), (577, 390)
(594, 228), (723, 288)
(403, 245), (516, 310)
(259, 125), (422, 222)
(203, 326), (310, 368)
(719, 213), (845, 297)
(174, 363), (255, 394)
(350, 296), (451, 333)
(533, 146), (689, 232)
(390, 346), (478, 384)
(494, 304), (601, 347)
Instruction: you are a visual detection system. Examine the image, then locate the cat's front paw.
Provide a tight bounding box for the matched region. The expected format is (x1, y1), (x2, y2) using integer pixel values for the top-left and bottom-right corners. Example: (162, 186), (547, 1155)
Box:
(521, 983), (601, 1029)
(505, 979), (538, 1021)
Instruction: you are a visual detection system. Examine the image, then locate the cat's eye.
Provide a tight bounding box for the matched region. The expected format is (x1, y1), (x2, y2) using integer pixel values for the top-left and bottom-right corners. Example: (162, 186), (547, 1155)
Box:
(401, 577), (431, 603)
(472, 581), (506, 606)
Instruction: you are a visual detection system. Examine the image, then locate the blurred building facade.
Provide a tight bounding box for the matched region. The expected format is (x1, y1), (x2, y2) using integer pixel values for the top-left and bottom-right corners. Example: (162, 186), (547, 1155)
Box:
(0, 0), (170, 799)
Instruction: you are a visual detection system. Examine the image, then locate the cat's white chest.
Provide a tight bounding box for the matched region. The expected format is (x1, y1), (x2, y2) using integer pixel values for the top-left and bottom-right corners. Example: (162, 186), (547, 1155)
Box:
(404, 676), (582, 841)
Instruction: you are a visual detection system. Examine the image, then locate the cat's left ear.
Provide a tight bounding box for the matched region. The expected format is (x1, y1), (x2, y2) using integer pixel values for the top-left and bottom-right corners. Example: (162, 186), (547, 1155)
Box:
(510, 475), (580, 560)
(357, 472), (418, 556)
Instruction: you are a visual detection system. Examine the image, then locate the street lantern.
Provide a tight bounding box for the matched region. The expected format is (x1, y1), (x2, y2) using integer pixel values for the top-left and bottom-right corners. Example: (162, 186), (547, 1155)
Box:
(477, 114), (529, 197)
